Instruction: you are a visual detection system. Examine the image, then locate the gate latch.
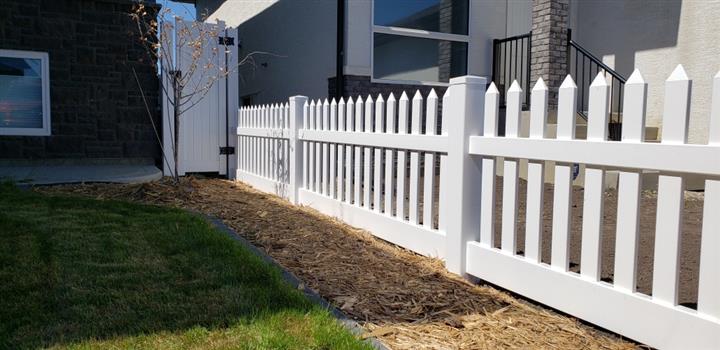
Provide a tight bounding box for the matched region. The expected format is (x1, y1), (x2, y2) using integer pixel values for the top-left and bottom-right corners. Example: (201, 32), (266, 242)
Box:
(219, 146), (235, 155)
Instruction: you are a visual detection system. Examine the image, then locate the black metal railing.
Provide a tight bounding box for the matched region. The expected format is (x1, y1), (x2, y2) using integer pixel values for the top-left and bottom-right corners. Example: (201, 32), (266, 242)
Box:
(492, 32), (531, 109)
(566, 29), (626, 140)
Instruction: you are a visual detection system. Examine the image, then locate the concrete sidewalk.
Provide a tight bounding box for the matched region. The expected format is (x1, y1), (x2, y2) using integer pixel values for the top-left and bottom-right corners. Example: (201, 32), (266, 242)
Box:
(0, 164), (162, 185)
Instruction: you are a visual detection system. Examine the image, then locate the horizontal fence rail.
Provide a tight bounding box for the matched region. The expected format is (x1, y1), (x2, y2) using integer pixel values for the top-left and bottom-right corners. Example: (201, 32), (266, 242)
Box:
(234, 67), (720, 349)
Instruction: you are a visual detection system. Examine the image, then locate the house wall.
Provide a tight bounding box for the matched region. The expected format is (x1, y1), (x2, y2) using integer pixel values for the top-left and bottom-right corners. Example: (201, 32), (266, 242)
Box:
(346, 0), (511, 80)
(569, 0), (720, 144)
(196, 0), (337, 104)
(0, 0), (160, 162)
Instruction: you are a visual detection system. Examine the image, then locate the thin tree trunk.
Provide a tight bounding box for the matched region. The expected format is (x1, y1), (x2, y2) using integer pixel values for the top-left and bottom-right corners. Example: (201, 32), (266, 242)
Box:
(173, 71), (181, 182)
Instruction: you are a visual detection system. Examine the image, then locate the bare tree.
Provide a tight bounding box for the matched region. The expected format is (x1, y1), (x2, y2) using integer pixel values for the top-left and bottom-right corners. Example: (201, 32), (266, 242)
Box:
(129, 2), (266, 182)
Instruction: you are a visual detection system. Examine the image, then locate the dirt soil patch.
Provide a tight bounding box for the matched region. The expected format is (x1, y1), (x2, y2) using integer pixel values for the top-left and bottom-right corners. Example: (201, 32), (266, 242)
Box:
(38, 178), (641, 349)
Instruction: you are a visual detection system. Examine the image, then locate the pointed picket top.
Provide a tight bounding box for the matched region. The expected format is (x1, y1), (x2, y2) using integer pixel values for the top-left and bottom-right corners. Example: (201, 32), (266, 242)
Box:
(309, 99), (316, 107)
(667, 64), (689, 81)
(366, 94), (374, 104)
(338, 97), (345, 106)
(483, 82), (500, 137)
(588, 72), (610, 141)
(486, 82), (499, 95)
(428, 88), (438, 100)
(626, 69), (645, 85)
(508, 80), (523, 92)
(356, 95), (364, 104)
(400, 91), (409, 101)
(376, 93), (385, 103)
(323, 98), (330, 106)
(557, 75), (577, 140)
(387, 92), (396, 102)
(532, 77), (548, 91)
(413, 89), (423, 101)
(620, 69), (648, 143)
(346, 96), (354, 106)
(330, 98), (337, 106)
(661, 64), (691, 144)
(590, 72), (609, 87)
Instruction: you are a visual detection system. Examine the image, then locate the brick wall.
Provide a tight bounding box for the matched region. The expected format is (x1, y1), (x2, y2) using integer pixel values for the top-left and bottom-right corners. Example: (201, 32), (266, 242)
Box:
(530, 0), (569, 108)
(0, 0), (160, 163)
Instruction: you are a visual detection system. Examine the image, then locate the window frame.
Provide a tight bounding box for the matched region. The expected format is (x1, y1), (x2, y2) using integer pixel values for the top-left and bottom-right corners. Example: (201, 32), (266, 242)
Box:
(0, 49), (51, 136)
(370, 0), (471, 86)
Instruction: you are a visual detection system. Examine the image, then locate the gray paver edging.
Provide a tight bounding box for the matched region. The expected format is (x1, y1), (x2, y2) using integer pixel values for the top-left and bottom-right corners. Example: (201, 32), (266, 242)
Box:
(203, 215), (389, 350)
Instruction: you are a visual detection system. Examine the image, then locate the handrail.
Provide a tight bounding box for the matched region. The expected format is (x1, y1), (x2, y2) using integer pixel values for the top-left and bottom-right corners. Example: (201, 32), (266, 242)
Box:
(569, 38), (626, 84)
(566, 29), (626, 140)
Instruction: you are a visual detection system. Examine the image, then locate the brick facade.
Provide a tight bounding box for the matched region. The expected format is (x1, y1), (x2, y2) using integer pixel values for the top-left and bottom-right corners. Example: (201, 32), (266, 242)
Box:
(530, 0), (569, 108)
(0, 0), (160, 163)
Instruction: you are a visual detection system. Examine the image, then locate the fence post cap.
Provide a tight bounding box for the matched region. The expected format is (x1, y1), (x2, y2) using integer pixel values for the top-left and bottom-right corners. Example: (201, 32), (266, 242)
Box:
(289, 95), (308, 102)
(449, 75), (486, 86)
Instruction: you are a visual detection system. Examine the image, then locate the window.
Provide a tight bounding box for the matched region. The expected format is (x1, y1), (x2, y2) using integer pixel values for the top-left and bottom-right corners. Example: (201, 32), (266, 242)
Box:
(372, 0), (469, 84)
(0, 50), (51, 136)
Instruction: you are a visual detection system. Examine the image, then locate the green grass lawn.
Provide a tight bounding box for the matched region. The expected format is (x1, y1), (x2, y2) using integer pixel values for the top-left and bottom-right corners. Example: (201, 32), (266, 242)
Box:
(0, 183), (371, 350)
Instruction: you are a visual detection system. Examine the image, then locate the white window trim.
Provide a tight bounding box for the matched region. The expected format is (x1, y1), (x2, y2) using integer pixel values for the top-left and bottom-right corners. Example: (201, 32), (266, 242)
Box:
(0, 49), (51, 136)
(370, 0), (471, 86)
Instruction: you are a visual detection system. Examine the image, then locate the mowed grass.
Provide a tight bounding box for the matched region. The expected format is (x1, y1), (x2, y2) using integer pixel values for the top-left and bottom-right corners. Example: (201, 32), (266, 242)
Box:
(0, 183), (371, 350)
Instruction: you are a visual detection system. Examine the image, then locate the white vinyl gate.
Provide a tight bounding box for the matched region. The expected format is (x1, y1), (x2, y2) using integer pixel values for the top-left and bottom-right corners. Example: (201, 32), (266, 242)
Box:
(234, 66), (720, 349)
(162, 18), (238, 177)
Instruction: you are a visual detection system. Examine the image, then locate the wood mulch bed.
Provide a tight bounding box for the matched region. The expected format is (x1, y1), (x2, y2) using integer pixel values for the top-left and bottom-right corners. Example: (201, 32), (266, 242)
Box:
(38, 178), (642, 349)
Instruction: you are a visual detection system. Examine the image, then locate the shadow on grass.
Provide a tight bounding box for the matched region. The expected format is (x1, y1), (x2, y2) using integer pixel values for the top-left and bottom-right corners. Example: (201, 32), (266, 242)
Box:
(0, 184), (368, 350)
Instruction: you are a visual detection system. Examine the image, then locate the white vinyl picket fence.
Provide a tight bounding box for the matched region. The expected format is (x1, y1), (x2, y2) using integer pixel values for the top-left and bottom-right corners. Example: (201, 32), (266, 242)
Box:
(235, 66), (720, 349)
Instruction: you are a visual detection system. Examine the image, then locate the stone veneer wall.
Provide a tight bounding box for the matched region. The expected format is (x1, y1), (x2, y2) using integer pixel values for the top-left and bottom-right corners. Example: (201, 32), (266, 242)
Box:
(0, 0), (160, 163)
(530, 0), (569, 108)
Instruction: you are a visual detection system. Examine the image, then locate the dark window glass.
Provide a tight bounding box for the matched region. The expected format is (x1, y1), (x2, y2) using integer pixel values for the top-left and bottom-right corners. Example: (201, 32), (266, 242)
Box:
(374, 0), (469, 35)
(0, 57), (43, 129)
(373, 33), (467, 83)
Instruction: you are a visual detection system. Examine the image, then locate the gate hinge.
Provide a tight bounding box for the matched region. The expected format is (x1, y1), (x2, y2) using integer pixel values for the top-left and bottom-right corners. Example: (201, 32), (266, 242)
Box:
(218, 36), (235, 46)
(219, 146), (235, 155)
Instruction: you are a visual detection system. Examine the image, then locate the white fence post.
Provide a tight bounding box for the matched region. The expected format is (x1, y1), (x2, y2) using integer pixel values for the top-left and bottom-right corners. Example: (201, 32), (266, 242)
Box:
(444, 75), (486, 275)
(288, 95), (308, 205)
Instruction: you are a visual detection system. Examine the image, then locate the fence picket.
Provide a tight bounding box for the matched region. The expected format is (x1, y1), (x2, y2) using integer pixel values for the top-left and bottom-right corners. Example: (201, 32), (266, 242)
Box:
(308, 101), (316, 191)
(409, 91), (423, 224)
(480, 83), (499, 246)
(698, 71), (720, 319)
(396, 92), (410, 220)
(438, 89), (450, 232)
(551, 75), (577, 270)
(329, 99), (337, 198)
(614, 69), (647, 292)
(345, 98), (354, 203)
(272, 104), (278, 180)
(354, 97), (363, 206)
(374, 95), (385, 212)
(653, 65), (690, 305)
(385, 93), (397, 215)
(502, 81), (522, 254)
(525, 78), (548, 262)
(321, 100), (329, 194)
(364, 96), (373, 208)
(262, 105), (268, 178)
(581, 73), (610, 281)
(337, 98), (346, 201)
(423, 89), (438, 229)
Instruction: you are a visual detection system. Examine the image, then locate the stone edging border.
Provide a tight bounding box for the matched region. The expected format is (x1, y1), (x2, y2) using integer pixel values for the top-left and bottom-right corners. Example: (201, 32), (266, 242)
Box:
(204, 215), (390, 350)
